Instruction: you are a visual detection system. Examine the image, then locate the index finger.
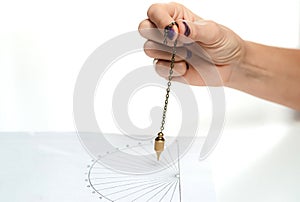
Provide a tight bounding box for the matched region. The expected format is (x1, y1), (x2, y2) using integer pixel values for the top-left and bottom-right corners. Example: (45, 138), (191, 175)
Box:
(147, 3), (181, 32)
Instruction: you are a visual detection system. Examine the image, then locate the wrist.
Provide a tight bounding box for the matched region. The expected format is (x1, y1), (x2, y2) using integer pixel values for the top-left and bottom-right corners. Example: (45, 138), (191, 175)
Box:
(225, 41), (271, 89)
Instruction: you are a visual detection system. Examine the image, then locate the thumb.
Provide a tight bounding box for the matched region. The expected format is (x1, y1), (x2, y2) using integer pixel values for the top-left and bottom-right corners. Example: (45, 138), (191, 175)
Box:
(177, 19), (224, 45)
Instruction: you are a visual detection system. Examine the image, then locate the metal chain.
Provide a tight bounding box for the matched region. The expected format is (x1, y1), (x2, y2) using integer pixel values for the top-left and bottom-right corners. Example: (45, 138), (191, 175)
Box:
(160, 23), (178, 132)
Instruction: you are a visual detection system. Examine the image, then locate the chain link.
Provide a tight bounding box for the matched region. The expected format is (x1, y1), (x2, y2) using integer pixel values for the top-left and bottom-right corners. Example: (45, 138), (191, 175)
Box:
(160, 23), (178, 132)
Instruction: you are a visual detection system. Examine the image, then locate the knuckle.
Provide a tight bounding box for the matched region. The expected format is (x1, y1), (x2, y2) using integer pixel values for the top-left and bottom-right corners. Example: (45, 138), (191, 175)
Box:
(206, 20), (219, 30)
(147, 3), (162, 18)
(154, 63), (167, 78)
(189, 25), (198, 40)
(138, 20), (151, 35)
(143, 48), (152, 58)
(143, 42), (151, 56)
(168, 2), (182, 7)
(206, 20), (222, 43)
(138, 20), (146, 31)
(143, 41), (156, 57)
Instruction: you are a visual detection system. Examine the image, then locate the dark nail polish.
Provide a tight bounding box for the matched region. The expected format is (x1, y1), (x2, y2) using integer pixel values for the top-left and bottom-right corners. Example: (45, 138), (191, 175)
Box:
(183, 21), (190, 36)
(167, 27), (175, 40)
(174, 21), (179, 28)
(186, 49), (192, 59)
(186, 62), (190, 70)
(164, 22), (178, 40)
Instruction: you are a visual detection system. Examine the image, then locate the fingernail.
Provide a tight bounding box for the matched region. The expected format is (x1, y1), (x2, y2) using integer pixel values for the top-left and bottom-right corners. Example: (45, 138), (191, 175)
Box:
(165, 22), (178, 40)
(166, 27), (175, 40)
(182, 21), (190, 36)
(186, 49), (192, 59)
(186, 62), (190, 70)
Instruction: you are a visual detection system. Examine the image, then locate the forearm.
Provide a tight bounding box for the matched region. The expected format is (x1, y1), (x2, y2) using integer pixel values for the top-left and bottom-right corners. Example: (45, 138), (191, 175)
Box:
(227, 41), (300, 110)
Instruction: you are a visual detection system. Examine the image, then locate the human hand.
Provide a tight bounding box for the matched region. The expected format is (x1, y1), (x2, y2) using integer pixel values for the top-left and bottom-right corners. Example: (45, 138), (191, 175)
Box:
(138, 2), (246, 86)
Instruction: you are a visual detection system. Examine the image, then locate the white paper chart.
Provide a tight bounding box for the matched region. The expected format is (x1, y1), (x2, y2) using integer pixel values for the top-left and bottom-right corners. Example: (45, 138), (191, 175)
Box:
(0, 132), (216, 202)
(83, 134), (217, 202)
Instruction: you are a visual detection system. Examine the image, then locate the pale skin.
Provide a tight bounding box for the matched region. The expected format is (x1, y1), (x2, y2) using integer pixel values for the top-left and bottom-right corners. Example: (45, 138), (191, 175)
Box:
(138, 2), (300, 110)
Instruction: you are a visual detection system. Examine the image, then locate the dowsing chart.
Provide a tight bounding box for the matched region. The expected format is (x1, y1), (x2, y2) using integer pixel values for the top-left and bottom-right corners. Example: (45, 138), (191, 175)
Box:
(85, 141), (182, 202)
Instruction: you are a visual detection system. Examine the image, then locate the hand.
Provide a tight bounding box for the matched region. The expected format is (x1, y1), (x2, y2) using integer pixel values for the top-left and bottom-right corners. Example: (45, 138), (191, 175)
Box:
(138, 2), (246, 86)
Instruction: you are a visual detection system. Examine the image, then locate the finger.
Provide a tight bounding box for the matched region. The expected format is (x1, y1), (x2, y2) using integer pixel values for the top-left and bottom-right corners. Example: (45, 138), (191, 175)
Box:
(138, 19), (164, 42)
(147, 3), (180, 34)
(155, 58), (224, 86)
(183, 56), (224, 86)
(139, 20), (184, 47)
(144, 40), (192, 61)
(155, 60), (206, 86)
(144, 40), (211, 71)
(147, 2), (201, 30)
(140, 23), (213, 63)
(155, 60), (188, 77)
(172, 66), (206, 86)
(176, 19), (224, 45)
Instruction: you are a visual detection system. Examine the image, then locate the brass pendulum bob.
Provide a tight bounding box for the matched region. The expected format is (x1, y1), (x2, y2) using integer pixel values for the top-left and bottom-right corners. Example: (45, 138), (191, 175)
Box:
(154, 132), (165, 161)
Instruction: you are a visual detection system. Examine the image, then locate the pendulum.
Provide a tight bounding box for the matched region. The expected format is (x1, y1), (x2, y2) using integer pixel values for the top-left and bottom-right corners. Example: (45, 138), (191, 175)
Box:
(154, 22), (178, 160)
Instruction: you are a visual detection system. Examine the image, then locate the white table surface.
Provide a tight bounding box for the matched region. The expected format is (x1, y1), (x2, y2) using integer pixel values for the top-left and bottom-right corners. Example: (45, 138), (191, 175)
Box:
(1, 124), (299, 202)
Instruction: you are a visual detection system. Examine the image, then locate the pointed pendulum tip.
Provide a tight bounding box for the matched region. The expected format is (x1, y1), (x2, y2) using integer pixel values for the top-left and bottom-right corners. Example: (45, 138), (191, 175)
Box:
(154, 132), (165, 161)
(156, 151), (162, 161)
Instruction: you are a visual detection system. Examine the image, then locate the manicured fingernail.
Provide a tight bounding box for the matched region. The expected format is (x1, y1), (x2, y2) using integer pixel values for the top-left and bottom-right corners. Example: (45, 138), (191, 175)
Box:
(186, 62), (190, 70)
(182, 21), (190, 36)
(186, 49), (192, 59)
(166, 27), (175, 40)
(165, 22), (178, 40)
